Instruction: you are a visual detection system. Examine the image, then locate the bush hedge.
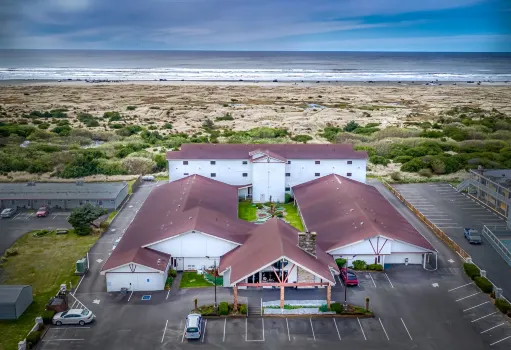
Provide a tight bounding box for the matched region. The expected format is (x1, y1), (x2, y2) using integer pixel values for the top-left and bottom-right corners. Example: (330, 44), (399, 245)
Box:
(367, 263), (384, 271)
(219, 302), (229, 315)
(42, 309), (56, 324)
(240, 304), (247, 315)
(474, 276), (493, 294)
(463, 263), (480, 280)
(318, 304), (329, 312)
(352, 260), (367, 270)
(26, 331), (41, 348)
(330, 302), (343, 314)
(168, 269), (177, 278)
(335, 258), (347, 269)
(495, 298), (511, 315)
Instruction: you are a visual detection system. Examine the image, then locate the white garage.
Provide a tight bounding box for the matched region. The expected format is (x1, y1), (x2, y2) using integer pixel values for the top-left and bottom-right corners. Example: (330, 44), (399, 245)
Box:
(103, 263), (168, 292)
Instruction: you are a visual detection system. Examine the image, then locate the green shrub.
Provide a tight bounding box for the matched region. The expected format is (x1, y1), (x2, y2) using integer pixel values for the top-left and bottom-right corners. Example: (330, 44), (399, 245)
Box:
(330, 302), (343, 314)
(291, 134), (313, 143)
(42, 309), (56, 324)
(318, 304), (329, 312)
(335, 258), (347, 268)
(256, 203), (263, 209)
(285, 193), (292, 203)
(163, 123), (173, 129)
(354, 145), (377, 157)
(418, 168), (433, 178)
(215, 113), (234, 121)
(344, 121), (360, 132)
(168, 269), (177, 278)
(352, 260), (367, 270)
(219, 301), (229, 315)
(401, 158), (427, 172)
(26, 331), (41, 347)
(420, 130), (443, 138)
(4, 248), (18, 257)
(430, 159), (446, 174)
(394, 155), (414, 164)
(367, 263), (383, 271)
(474, 276), (493, 293)
(369, 155), (390, 166)
(463, 263), (480, 279)
(275, 211), (283, 218)
(240, 304), (247, 315)
(320, 126), (342, 141)
(495, 298), (511, 315)
(127, 106), (137, 111)
(390, 171), (402, 181)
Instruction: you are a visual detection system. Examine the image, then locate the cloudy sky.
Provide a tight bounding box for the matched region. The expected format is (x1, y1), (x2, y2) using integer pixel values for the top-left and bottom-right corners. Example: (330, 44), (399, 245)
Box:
(1, 0), (510, 51)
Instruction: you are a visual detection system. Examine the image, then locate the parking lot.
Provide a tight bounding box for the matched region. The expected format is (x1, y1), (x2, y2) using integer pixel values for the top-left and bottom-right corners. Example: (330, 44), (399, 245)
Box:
(0, 209), (72, 255)
(392, 182), (511, 300)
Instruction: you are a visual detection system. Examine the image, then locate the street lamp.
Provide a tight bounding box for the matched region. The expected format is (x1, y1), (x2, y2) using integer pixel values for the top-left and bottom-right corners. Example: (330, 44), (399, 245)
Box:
(206, 256), (217, 313)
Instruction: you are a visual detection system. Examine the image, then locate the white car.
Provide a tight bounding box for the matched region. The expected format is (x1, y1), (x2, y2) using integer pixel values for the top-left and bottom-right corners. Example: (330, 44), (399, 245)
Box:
(142, 175), (155, 181)
(53, 309), (95, 326)
(1, 208), (17, 218)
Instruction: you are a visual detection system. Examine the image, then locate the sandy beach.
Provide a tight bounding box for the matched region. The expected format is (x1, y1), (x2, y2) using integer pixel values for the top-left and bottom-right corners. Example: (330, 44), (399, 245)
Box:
(1, 82), (510, 140)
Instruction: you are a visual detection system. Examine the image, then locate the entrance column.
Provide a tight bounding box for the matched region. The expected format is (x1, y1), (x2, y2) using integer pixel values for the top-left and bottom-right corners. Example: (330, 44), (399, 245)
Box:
(280, 286), (285, 309)
(327, 285), (331, 310)
(233, 285), (238, 311)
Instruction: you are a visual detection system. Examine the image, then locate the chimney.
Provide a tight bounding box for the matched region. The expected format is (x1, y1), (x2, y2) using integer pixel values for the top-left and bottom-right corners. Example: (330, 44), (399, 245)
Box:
(298, 231), (316, 257)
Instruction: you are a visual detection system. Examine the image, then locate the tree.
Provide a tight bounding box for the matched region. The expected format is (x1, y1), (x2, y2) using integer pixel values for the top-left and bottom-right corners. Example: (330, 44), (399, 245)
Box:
(343, 121), (360, 132)
(68, 203), (107, 236)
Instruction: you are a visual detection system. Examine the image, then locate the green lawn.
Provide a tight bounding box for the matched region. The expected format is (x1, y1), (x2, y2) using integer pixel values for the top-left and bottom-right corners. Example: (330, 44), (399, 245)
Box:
(238, 201), (257, 221)
(0, 231), (98, 350)
(179, 272), (214, 288)
(282, 203), (305, 231)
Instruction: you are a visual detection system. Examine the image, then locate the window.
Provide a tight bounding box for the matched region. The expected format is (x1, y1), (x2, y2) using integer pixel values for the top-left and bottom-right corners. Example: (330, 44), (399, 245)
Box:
(242, 173), (248, 177)
(183, 161), (188, 165)
(285, 187), (290, 191)
(211, 173), (216, 177)
(315, 173), (320, 177)
(347, 160), (352, 164)
(242, 161), (248, 165)
(286, 173), (291, 177)
(347, 173), (352, 177)
(98, 200), (103, 206)
(287, 160), (291, 164)
(184, 173), (189, 176)
(315, 161), (320, 164)
(210, 161), (216, 165)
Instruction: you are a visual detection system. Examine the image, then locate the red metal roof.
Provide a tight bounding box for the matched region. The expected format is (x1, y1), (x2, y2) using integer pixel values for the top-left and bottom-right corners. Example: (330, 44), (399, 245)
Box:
(292, 174), (435, 252)
(101, 175), (254, 272)
(219, 218), (339, 285)
(167, 144), (368, 160)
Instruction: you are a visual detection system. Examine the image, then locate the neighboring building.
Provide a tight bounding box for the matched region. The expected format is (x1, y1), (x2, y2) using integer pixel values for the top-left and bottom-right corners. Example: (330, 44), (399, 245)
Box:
(101, 174), (436, 292)
(0, 285), (33, 320)
(167, 144), (367, 203)
(292, 174), (436, 267)
(0, 181), (129, 211)
(458, 169), (511, 227)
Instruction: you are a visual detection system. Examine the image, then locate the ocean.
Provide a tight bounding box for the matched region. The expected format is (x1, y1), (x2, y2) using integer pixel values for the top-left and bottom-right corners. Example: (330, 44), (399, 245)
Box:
(0, 50), (510, 82)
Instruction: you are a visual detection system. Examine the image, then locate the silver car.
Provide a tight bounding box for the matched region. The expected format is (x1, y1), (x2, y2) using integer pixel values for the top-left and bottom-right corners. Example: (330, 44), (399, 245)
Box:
(1, 208), (17, 218)
(185, 313), (202, 340)
(53, 309), (95, 326)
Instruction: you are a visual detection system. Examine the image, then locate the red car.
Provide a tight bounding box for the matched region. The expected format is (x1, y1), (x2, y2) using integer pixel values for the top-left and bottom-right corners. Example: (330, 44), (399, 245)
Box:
(340, 268), (359, 286)
(36, 206), (50, 217)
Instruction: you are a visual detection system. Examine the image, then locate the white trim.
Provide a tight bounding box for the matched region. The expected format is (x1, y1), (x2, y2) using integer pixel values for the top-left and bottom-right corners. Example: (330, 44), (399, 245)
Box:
(229, 255), (336, 286)
(100, 261), (166, 275)
(392, 238), (437, 253)
(142, 229), (243, 249)
(252, 155), (286, 163)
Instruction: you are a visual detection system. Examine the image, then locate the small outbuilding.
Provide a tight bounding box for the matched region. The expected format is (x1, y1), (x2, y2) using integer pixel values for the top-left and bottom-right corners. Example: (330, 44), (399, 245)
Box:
(0, 285), (33, 320)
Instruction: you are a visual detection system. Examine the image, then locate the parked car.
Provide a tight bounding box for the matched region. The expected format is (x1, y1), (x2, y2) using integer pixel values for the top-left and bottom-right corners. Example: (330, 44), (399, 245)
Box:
(36, 206), (50, 217)
(142, 175), (155, 181)
(1, 207), (17, 218)
(53, 309), (95, 326)
(184, 313), (202, 340)
(340, 268), (359, 286)
(464, 228), (482, 244)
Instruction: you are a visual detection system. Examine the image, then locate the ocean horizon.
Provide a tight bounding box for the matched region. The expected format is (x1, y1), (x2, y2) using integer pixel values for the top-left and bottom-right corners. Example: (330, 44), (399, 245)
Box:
(1, 50), (510, 82)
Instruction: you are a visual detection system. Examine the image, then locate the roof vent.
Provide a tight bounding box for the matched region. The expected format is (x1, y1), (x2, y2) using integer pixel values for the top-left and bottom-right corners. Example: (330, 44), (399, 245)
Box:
(336, 188), (339, 190)
(350, 209), (354, 212)
(189, 216), (192, 220)
(178, 204), (181, 207)
(157, 259), (161, 266)
(360, 222), (364, 225)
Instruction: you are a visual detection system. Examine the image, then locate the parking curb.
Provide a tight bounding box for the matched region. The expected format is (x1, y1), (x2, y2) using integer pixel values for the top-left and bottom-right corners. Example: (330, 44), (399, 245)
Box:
(261, 314), (375, 318)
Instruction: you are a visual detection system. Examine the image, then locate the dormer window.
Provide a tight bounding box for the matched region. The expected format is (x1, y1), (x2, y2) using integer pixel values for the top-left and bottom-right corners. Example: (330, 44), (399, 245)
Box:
(315, 161), (320, 164)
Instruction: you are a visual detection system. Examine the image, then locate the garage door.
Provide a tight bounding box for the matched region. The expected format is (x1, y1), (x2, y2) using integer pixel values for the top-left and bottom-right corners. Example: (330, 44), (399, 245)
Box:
(106, 273), (164, 292)
(385, 253), (423, 265)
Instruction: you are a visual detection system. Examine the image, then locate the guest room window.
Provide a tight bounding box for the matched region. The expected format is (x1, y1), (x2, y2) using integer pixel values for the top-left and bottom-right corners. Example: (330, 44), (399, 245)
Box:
(315, 161), (320, 164)
(211, 173), (216, 177)
(287, 161), (291, 164)
(183, 161), (188, 165)
(286, 173), (291, 177)
(347, 161), (352, 164)
(315, 173), (320, 177)
(285, 187), (290, 191)
(211, 161), (216, 165)
(184, 173), (189, 176)
(347, 173), (352, 177)
(242, 173), (248, 177)
(242, 161), (248, 165)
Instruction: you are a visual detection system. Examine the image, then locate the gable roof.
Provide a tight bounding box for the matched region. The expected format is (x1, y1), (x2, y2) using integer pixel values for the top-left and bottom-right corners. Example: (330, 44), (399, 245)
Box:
(167, 144), (367, 161)
(0, 182), (127, 200)
(101, 175), (254, 272)
(0, 285), (32, 305)
(249, 149), (287, 162)
(219, 218), (339, 285)
(292, 174), (435, 252)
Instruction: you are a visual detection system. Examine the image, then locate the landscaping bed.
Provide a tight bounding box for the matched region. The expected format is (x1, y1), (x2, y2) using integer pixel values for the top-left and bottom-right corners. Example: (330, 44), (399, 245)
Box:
(196, 302), (247, 317)
(262, 300), (374, 317)
(179, 271), (222, 288)
(0, 230), (99, 350)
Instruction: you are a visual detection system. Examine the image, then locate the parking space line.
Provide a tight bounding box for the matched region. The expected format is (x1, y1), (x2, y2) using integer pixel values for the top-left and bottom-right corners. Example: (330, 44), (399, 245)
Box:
(42, 339), (85, 342)
(161, 320), (168, 343)
(309, 318), (316, 341)
(286, 318), (290, 341)
(245, 318), (247, 341)
(463, 301), (489, 312)
(128, 290), (133, 302)
(201, 319), (207, 342)
(357, 318), (367, 340)
(471, 312), (497, 322)
(49, 327), (90, 330)
(401, 318), (413, 340)
(456, 292), (479, 302)
(490, 336), (511, 346)
(379, 318), (390, 340)
(166, 290), (170, 300)
(384, 273), (394, 288)
(448, 283), (473, 292)
(12, 213), (21, 219)
(262, 318), (265, 341)
(481, 323), (504, 334)
(333, 318), (341, 340)
(223, 318), (226, 342)
(369, 274), (376, 288)
(181, 325), (186, 342)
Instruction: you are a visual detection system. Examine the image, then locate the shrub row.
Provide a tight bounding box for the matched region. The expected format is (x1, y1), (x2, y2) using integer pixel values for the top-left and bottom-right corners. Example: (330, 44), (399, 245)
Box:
(463, 263), (480, 279)
(495, 298), (511, 315)
(42, 309), (56, 324)
(367, 263), (384, 271)
(474, 276), (493, 294)
(219, 301), (229, 315)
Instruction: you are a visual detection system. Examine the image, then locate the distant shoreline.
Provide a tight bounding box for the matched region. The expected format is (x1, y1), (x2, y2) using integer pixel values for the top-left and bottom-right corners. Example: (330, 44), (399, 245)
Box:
(1, 79), (509, 87)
